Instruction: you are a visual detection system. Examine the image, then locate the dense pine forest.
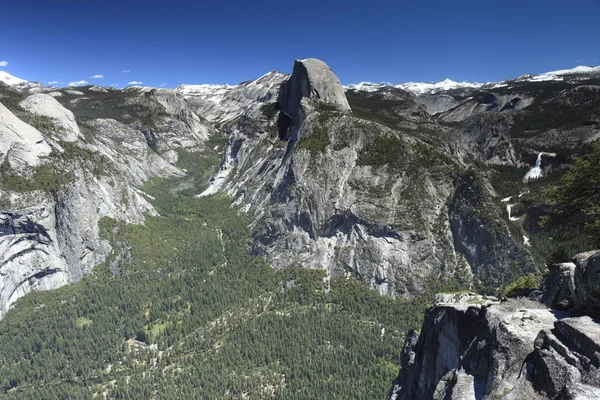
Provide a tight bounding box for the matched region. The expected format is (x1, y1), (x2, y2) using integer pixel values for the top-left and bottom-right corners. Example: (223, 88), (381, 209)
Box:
(0, 145), (461, 399)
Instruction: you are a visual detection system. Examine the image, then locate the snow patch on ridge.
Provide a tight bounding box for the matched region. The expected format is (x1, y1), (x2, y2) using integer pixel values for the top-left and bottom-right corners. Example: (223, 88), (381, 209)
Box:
(345, 65), (600, 95)
(517, 66), (600, 82)
(0, 71), (27, 86)
(345, 79), (482, 95)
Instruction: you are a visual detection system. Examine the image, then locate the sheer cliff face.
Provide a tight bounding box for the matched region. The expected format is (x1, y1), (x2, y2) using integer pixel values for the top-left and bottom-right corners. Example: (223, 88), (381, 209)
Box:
(0, 83), (210, 318)
(389, 295), (562, 400)
(389, 252), (600, 400)
(198, 58), (535, 297)
(3, 58), (596, 318)
(277, 58), (351, 118)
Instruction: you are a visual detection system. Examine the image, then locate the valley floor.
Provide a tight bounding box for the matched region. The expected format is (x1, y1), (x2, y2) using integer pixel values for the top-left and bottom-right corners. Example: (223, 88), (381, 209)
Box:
(0, 152), (459, 399)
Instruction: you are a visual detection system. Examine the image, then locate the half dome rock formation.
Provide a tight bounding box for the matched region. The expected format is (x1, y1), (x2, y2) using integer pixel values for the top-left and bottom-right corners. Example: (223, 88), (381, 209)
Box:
(277, 58), (351, 118)
(276, 58), (351, 140)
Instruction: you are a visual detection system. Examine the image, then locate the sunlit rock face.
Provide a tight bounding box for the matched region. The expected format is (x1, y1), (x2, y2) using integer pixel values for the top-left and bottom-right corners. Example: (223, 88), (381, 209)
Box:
(389, 251), (600, 400)
(20, 93), (81, 142)
(277, 58), (351, 119)
(0, 103), (52, 172)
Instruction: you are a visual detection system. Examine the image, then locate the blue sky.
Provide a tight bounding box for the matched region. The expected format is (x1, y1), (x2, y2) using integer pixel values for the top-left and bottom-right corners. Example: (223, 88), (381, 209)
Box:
(1, 0), (599, 88)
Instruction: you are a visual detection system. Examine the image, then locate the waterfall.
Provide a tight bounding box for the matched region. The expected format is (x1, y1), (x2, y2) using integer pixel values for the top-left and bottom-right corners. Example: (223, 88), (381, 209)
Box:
(507, 204), (520, 221)
(524, 152), (543, 182)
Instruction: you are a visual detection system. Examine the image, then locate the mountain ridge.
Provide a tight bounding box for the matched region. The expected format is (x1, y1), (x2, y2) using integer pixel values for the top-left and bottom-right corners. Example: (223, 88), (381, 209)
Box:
(3, 64), (600, 96)
(0, 57), (599, 398)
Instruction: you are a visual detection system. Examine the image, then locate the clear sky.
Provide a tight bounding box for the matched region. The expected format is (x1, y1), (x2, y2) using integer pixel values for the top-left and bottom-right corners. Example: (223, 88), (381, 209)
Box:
(1, 0), (599, 88)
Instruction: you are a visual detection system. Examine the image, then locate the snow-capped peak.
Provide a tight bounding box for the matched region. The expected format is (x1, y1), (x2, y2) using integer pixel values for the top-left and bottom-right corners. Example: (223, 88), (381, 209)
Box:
(344, 82), (389, 92)
(177, 83), (237, 98)
(516, 65), (600, 82)
(177, 70), (287, 123)
(345, 78), (482, 95)
(397, 79), (483, 95)
(0, 71), (27, 86)
(345, 64), (600, 95)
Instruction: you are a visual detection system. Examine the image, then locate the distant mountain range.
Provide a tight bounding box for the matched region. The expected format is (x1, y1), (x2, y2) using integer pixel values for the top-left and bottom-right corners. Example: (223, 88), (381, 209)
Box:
(344, 65), (600, 95)
(3, 65), (600, 97)
(1, 58), (600, 398)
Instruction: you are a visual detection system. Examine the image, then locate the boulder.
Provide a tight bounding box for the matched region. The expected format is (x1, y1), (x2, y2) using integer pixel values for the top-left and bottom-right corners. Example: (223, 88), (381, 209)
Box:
(528, 316), (600, 399)
(573, 251), (600, 312)
(531, 262), (576, 310)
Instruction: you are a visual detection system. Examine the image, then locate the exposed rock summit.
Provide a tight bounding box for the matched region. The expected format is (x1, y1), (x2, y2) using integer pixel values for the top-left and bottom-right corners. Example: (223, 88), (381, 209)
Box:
(0, 102), (52, 172)
(277, 58), (351, 119)
(19, 93), (81, 142)
(389, 251), (600, 399)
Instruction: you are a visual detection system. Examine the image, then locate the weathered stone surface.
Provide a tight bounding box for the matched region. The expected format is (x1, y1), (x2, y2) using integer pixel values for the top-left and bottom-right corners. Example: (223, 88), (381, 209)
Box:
(390, 253), (600, 400)
(0, 170), (157, 319)
(179, 71), (288, 124)
(0, 102), (52, 172)
(388, 296), (567, 400)
(19, 93), (81, 141)
(438, 93), (534, 123)
(449, 172), (536, 286)
(527, 316), (600, 399)
(0, 201), (70, 320)
(208, 109), (466, 296)
(199, 60), (536, 298)
(573, 251), (600, 312)
(0, 82), (205, 319)
(531, 262), (576, 310)
(277, 58), (351, 119)
(457, 113), (517, 165)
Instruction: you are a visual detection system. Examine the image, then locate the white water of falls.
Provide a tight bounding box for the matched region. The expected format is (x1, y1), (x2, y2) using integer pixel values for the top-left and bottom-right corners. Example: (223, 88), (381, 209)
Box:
(524, 153), (543, 182)
(507, 204), (520, 221)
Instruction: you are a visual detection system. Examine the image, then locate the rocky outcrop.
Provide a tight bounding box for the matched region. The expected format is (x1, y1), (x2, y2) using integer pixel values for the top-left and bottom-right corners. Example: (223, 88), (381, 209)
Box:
(449, 172), (536, 286)
(388, 294), (561, 400)
(458, 113), (517, 165)
(0, 84), (202, 320)
(217, 110), (462, 296)
(198, 59), (541, 298)
(414, 93), (459, 115)
(0, 102), (52, 172)
(179, 71), (288, 124)
(19, 93), (81, 141)
(531, 251), (600, 314)
(439, 93), (534, 122)
(85, 118), (184, 186)
(277, 58), (351, 119)
(0, 170), (156, 319)
(529, 316), (600, 399)
(531, 262), (576, 310)
(389, 251), (600, 400)
(573, 251), (600, 313)
(118, 86), (217, 155)
(0, 202), (70, 320)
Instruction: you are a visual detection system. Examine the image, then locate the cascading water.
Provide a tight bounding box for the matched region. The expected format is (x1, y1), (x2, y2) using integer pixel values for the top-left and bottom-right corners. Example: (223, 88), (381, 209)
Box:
(506, 204), (520, 221)
(524, 153), (543, 182)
